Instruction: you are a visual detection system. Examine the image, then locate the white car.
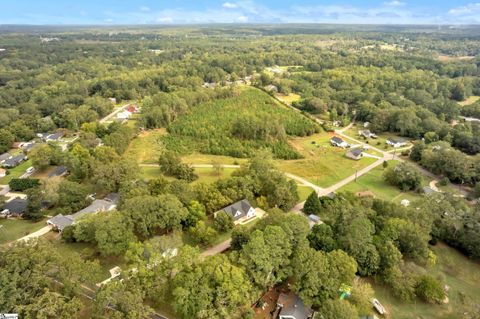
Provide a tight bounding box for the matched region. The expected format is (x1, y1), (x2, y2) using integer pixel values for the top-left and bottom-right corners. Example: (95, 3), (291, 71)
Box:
(26, 167), (35, 174)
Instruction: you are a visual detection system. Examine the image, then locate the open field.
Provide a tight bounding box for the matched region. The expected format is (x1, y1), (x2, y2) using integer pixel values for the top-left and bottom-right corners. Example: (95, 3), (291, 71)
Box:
(339, 160), (423, 204)
(125, 129), (166, 164)
(275, 93), (301, 105)
(371, 242), (480, 319)
(182, 153), (248, 165)
(276, 132), (377, 188)
(458, 96), (480, 107)
(0, 160), (33, 184)
(139, 165), (237, 184)
(0, 218), (47, 244)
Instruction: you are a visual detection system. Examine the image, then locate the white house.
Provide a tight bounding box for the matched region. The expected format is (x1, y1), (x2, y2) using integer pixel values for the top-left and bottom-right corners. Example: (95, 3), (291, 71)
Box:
(330, 136), (350, 148)
(214, 199), (256, 224)
(386, 138), (407, 148)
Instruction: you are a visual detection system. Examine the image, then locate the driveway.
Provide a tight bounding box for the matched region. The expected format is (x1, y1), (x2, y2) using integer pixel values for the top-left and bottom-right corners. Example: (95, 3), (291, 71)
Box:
(17, 225), (52, 242)
(200, 238), (232, 259)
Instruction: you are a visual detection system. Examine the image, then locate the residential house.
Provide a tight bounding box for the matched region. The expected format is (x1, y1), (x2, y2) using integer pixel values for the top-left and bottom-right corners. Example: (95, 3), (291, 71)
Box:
(276, 292), (314, 319)
(3, 154), (27, 168)
(346, 148), (364, 160)
(214, 199), (256, 224)
(386, 138), (407, 148)
(359, 130), (377, 139)
(47, 193), (119, 231)
(126, 104), (139, 113)
(22, 141), (37, 153)
(1, 198), (28, 217)
(0, 152), (12, 164)
(38, 132), (64, 142)
(48, 166), (68, 178)
(330, 136), (350, 148)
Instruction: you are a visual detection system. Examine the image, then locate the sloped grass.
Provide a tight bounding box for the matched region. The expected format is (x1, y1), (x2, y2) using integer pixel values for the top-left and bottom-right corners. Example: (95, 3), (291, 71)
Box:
(0, 218), (47, 244)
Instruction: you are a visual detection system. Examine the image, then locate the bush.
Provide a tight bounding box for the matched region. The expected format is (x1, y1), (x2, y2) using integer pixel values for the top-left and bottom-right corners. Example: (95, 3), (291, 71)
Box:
(415, 275), (445, 304)
(8, 178), (40, 191)
(439, 177), (450, 187)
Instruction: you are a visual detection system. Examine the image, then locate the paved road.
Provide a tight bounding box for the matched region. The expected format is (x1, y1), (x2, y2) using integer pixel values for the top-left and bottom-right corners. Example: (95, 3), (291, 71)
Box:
(16, 225), (53, 242)
(200, 238), (232, 259)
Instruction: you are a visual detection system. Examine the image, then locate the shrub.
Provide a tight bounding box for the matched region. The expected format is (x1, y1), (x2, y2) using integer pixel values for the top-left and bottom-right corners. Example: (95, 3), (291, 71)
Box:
(9, 178), (40, 191)
(415, 275), (445, 304)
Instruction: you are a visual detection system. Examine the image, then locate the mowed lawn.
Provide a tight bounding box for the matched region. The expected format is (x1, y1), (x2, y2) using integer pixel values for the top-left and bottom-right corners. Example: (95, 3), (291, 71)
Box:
(340, 160), (423, 204)
(0, 218), (47, 244)
(371, 242), (480, 319)
(276, 133), (377, 188)
(139, 166), (238, 184)
(125, 129), (166, 164)
(458, 95), (480, 106)
(0, 160), (32, 184)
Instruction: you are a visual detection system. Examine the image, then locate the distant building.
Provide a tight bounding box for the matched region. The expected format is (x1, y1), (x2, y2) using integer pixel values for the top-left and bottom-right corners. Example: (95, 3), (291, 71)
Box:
(346, 148), (364, 160)
(386, 138), (407, 148)
(276, 292), (314, 319)
(47, 193), (119, 231)
(48, 166), (68, 178)
(359, 130), (377, 139)
(3, 154), (27, 168)
(214, 199), (256, 225)
(330, 136), (350, 148)
(0, 152), (12, 164)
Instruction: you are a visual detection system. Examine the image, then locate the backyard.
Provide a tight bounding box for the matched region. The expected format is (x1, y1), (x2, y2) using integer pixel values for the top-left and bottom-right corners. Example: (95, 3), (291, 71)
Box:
(0, 218), (47, 244)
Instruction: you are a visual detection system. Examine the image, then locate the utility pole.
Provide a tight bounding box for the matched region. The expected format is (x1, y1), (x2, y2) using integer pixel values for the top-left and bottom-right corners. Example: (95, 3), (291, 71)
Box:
(355, 169), (358, 182)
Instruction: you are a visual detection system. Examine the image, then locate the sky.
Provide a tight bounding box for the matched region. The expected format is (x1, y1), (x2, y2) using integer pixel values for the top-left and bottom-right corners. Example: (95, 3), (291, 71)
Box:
(1, 1), (480, 25)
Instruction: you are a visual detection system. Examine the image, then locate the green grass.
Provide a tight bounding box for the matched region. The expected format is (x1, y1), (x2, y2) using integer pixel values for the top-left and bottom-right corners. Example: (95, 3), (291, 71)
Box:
(0, 160), (33, 184)
(297, 185), (315, 202)
(125, 129), (166, 164)
(162, 87), (319, 159)
(139, 166), (237, 184)
(343, 124), (412, 152)
(276, 133), (377, 188)
(0, 218), (47, 244)
(371, 242), (480, 319)
(339, 160), (423, 204)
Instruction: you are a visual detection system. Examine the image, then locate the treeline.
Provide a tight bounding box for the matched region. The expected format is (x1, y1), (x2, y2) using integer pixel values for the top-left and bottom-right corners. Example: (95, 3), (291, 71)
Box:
(410, 141), (480, 185)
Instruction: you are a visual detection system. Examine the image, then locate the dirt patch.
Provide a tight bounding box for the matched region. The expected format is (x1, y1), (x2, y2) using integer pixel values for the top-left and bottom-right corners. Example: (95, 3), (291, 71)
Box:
(438, 55), (476, 62)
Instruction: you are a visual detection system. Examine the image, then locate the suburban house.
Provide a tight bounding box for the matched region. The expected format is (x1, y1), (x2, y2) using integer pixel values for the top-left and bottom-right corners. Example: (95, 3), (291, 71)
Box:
(22, 142), (37, 153)
(0, 152), (12, 164)
(346, 148), (364, 160)
(47, 193), (119, 231)
(330, 136), (350, 148)
(3, 154), (27, 168)
(276, 292), (314, 319)
(1, 198), (28, 217)
(38, 132), (64, 142)
(359, 130), (377, 139)
(386, 138), (407, 148)
(214, 199), (256, 224)
(48, 166), (68, 178)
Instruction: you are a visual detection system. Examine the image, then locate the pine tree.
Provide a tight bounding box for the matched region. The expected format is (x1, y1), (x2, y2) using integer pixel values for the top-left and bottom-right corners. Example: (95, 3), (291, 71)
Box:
(303, 191), (322, 215)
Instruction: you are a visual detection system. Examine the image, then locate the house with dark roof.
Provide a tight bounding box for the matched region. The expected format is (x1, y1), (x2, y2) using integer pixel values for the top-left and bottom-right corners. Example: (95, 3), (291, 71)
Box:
(48, 166), (68, 178)
(346, 148), (364, 160)
(386, 138), (407, 148)
(38, 132), (64, 142)
(277, 292), (314, 319)
(3, 154), (27, 168)
(1, 198), (28, 217)
(22, 142), (37, 153)
(214, 199), (256, 224)
(47, 193), (119, 232)
(330, 136), (349, 148)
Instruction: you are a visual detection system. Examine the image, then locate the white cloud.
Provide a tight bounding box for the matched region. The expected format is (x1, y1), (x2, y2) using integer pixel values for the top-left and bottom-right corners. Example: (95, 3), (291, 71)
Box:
(222, 2), (238, 9)
(384, 1), (406, 7)
(140, 6), (151, 12)
(156, 16), (173, 23)
(449, 3), (480, 16)
(237, 15), (248, 22)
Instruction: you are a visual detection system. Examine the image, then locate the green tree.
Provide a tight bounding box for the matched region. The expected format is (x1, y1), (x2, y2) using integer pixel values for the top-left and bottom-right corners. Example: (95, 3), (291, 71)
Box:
(307, 224), (336, 252)
(213, 211), (234, 233)
(319, 299), (358, 319)
(415, 275), (445, 304)
(189, 221), (218, 245)
(303, 191), (322, 215)
(95, 212), (136, 256)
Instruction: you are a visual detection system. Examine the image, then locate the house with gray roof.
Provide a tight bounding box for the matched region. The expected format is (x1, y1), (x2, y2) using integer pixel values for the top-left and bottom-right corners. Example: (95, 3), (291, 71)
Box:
(48, 166), (68, 178)
(1, 198), (28, 217)
(214, 199), (256, 224)
(47, 193), (119, 231)
(3, 154), (27, 168)
(277, 292), (314, 319)
(386, 138), (407, 148)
